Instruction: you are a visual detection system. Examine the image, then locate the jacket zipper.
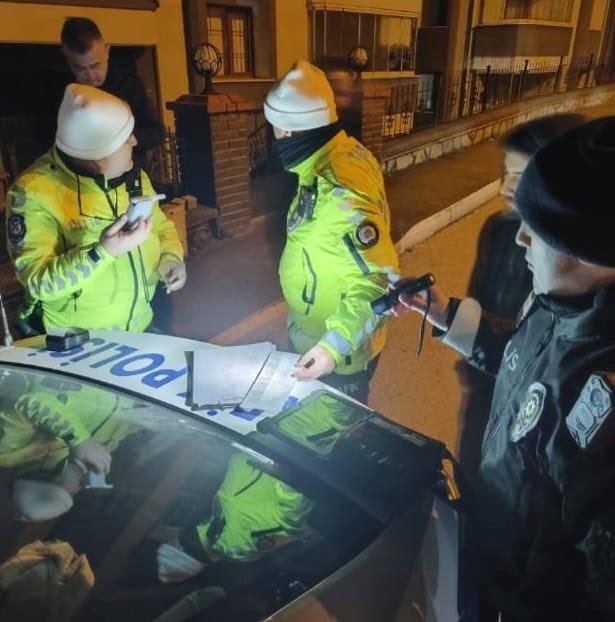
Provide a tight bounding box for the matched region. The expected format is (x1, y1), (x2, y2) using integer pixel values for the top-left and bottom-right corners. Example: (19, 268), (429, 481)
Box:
(125, 251), (139, 330)
(137, 246), (151, 301)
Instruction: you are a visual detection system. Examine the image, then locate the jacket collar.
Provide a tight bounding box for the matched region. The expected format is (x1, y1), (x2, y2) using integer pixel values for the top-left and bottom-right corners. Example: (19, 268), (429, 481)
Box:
(54, 147), (127, 192)
(289, 130), (348, 185)
(536, 286), (615, 338)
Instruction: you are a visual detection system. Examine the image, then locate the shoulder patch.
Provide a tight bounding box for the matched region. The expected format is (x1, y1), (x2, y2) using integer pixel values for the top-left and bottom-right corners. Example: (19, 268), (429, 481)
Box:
(355, 220), (379, 248)
(566, 373), (615, 451)
(7, 214), (26, 245)
(510, 382), (547, 442)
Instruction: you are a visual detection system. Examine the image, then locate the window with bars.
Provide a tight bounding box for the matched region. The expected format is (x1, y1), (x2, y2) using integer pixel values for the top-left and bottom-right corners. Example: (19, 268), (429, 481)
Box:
(206, 5), (253, 77)
(310, 9), (417, 73)
(503, 0), (574, 22)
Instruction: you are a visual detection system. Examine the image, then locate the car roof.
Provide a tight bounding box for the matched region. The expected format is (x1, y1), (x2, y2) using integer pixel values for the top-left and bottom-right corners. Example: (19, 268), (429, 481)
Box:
(0, 330), (327, 436)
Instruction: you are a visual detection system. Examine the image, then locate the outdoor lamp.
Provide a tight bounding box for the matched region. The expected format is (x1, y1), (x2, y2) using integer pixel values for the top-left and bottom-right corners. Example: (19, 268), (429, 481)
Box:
(191, 43), (223, 95)
(348, 46), (369, 80)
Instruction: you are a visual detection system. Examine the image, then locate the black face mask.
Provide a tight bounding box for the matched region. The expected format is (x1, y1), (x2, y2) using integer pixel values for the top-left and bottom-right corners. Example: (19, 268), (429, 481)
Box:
(275, 122), (342, 169)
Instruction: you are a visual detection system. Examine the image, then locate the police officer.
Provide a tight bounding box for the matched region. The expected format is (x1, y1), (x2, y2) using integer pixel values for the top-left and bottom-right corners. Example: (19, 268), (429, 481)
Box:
(397, 116), (615, 621)
(263, 61), (399, 403)
(6, 83), (185, 333)
(461, 114), (586, 480)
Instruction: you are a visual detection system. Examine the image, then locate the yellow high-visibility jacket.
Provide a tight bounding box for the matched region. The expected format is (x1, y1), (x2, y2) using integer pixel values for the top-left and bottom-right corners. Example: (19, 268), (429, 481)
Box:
(279, 131), (399, 375)
(6, 148), (183, 331)
(0, 372), (135, 475)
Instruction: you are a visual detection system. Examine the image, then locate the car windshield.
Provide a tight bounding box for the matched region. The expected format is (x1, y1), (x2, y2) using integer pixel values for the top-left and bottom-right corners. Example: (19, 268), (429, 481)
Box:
(0, 364), (380, 622)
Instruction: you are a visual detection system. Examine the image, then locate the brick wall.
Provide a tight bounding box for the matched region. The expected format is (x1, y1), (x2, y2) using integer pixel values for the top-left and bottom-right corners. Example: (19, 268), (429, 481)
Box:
(360, 90), (390, 162)
(209, 112), (251, 236)
(168, 93), (262, 238)
(334, 82), (391, 162)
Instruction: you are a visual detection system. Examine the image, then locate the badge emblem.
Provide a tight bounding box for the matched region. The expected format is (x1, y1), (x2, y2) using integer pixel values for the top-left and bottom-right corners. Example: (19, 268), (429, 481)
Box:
(355, 221), (379, 248)
(510, 382), (547, 442)
(7, 214), (26, 245)
(566, 373), (614, 450)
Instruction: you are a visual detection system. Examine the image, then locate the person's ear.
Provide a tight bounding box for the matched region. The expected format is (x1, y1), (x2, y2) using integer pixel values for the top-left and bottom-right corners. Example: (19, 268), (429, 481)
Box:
(104, 43), (110, 59)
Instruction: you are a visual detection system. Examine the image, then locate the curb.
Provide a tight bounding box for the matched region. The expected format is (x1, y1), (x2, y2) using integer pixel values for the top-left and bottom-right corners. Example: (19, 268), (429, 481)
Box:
(211, 299), (288, 346)
(396, 179), (501, 253)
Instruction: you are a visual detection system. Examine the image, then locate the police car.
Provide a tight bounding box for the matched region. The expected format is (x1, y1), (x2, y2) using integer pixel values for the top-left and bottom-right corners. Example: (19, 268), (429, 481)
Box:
(0, 331), (463, 622)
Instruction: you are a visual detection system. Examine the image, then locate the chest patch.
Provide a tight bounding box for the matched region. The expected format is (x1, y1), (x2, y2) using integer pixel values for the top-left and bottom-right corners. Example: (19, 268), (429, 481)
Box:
(510, 382), (547, 442)
(566, 373), (615, 451)
(355, 221), (379, 248)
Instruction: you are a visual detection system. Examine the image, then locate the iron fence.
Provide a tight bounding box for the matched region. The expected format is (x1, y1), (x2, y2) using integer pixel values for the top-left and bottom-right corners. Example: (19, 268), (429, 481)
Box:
(383, 55), (613, 140)
(247, 110), (283, 176)
(148, 128), (183, 198)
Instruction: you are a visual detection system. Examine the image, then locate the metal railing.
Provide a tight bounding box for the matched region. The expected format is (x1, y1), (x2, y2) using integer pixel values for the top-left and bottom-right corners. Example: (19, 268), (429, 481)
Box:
(503, 0), (574, 22)
(148, 129), (183, 198)
(248, 111), (282, 176)
(383, 55), (612, 140)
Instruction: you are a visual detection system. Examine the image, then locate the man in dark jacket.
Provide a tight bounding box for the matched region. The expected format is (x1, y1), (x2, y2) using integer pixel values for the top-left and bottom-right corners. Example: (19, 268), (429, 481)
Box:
(396, 116), (615, 621)
(60, 17), (163, 159)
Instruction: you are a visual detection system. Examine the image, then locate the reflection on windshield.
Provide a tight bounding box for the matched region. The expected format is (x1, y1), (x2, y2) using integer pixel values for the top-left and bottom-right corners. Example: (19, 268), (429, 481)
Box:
(272, 391), (369, 456)
(0, 366), (377, 621)
(0, 368), (140, 520)
(156, 452), (315, 584)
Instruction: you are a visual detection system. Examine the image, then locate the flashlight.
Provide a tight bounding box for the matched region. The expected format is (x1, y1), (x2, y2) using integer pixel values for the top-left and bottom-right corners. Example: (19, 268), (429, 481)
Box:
(371, 273), (436, 315)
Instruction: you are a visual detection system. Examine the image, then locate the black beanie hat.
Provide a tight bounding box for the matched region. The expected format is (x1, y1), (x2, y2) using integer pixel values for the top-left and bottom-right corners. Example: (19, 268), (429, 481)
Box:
(515, 115), (615, 267)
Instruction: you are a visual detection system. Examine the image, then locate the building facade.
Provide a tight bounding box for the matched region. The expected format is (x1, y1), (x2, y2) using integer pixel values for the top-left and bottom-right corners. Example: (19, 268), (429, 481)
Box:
(415, 0), (615, 120)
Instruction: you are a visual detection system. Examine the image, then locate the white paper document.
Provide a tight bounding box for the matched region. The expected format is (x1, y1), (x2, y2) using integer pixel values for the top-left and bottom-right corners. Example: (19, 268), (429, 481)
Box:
(191, 342), (274, 407)
(240, 350), (299, 413)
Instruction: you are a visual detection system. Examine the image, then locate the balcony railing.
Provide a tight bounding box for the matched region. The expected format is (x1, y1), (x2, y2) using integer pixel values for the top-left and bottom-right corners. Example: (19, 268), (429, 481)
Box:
(383, 55), (610, 140)
(503, 0), (574, 22)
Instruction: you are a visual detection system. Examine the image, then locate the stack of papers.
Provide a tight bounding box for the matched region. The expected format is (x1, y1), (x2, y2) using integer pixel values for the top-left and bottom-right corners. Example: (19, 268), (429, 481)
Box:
(190, 342), (298, 413)
(241, 349), (299, 413)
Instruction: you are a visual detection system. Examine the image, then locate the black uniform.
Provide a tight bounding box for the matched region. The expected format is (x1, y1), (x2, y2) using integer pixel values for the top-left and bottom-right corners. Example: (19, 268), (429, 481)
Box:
(459, 288), (615, 621)
(100, 64), (164, 157)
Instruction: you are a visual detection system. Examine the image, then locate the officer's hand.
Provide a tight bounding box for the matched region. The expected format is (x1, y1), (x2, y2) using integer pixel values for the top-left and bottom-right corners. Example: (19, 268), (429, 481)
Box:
(100, 214), (153, 257)
(395, 279), (451, 331)
(158, 260), (187, 293)
(293, 345), (336, 381)
(70, 438), (111, 475)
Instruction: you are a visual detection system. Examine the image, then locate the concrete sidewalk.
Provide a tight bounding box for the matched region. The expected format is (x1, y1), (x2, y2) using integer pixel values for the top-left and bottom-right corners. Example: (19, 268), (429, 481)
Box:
(170, 102), (615, 344)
